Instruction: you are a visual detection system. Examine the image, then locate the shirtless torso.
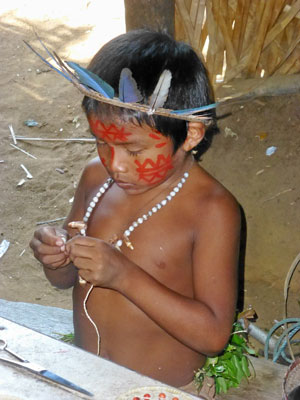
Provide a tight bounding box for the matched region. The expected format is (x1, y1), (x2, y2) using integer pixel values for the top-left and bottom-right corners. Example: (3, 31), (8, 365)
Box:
(66, 157), (239, 386)
(31, 118), (240, 388)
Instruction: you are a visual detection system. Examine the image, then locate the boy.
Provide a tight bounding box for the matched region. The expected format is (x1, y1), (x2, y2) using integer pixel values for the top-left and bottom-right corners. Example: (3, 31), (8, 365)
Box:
(30, 30), (240, 398)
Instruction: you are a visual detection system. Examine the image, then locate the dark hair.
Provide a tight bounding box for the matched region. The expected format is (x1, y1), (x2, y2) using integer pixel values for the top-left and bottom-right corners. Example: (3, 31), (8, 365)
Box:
(82, 29), (217, 159)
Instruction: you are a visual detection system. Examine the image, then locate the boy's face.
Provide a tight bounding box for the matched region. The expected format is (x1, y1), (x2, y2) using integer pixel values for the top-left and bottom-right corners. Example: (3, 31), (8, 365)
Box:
(88, 114), (185, 194)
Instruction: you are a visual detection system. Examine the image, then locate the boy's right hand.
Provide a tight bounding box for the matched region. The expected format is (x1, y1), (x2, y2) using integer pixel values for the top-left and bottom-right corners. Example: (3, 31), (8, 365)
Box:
(30, 226), (71, 269)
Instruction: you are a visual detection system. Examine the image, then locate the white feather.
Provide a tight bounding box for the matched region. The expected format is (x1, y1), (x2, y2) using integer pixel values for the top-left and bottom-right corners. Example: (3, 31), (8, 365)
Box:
(149, 70), (172, 112)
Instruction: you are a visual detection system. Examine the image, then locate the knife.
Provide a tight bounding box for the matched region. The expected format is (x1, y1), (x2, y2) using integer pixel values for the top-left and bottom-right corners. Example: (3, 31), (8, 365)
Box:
(0, 356), (93, 397)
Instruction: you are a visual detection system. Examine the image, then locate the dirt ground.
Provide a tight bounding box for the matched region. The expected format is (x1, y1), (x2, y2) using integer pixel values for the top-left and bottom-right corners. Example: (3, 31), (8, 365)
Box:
(1, 1), (299, 353)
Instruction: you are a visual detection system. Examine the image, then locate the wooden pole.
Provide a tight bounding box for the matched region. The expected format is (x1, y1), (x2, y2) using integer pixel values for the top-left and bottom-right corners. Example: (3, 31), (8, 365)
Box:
(124, 0), (175, 36)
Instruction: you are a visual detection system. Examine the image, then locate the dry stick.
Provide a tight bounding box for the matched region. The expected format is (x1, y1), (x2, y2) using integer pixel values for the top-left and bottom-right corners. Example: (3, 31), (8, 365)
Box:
(270, 0), (286, 28)
(15, 136), (95, 143)
(214, 0), (237, 68)
(287, 49), (300, 74)
(193, 0), (206, 50)
(262, 188), (293, 203)
(10, 143), (37, 159)
(8, 124), (17, 145)
(205, 0), (219, 82)
(189, 0), (199, 27)
(263, 0), (300, 50)
(175, 0), (194, 45)
(238, 0), (251, 58)
(226, 0), (237, 40)
(273, 36), (300, 75)
(212, 0), (226, 77)
(247, 0), (272, 76)
(231, 0), (245, 57)
(223, 0), (290, 83)
(36, 217), (66, 225)
(20, 164), (33, 179)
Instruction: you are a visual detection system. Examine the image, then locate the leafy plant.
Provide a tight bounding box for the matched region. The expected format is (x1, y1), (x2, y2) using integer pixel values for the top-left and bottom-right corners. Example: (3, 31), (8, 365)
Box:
(57, 332), (75, 344)
(194, 322), (257, 394)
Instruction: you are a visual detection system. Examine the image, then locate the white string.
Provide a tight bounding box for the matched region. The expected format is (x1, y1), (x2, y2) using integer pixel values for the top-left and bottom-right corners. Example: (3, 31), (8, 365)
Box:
(83, 284), (101, 355)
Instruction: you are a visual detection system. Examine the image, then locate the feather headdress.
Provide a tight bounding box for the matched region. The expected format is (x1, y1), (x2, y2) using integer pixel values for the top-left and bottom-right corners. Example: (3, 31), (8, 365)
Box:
(24, 37), (218, 123)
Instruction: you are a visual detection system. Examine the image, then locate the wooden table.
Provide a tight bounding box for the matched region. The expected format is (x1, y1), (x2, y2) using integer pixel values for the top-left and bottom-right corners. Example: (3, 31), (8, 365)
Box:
(0, 317), (201, 400)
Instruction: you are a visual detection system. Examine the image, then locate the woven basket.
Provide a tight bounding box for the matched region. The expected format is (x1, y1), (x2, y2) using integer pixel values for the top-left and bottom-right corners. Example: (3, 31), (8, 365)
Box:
(283, 358), (300, 399)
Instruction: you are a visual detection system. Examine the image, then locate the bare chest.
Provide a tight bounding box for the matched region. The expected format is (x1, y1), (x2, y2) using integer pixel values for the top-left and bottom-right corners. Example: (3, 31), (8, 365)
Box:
(85, 185), (194, 290)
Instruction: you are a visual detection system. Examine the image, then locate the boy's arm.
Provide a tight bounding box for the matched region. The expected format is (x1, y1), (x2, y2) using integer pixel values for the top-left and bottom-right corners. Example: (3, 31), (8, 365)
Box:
(66, 191), (240, 356)
(120, 192), (240, 355)
(31, 158), (107, 289)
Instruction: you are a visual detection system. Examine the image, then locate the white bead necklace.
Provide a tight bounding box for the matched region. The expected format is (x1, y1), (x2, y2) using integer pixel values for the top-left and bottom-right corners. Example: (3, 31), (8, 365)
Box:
(76, 171), (189, 356)
(80, 171), (189, 248)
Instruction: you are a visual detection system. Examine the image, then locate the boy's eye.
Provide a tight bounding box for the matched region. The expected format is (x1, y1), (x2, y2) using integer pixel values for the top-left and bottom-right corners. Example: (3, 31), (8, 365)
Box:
(96, 140), (106, 147)
(126, 149), (142, 156)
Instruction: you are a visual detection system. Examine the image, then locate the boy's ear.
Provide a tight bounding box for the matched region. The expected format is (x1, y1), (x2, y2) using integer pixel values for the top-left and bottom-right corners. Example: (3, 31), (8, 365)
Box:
(182, 122), (205, 152)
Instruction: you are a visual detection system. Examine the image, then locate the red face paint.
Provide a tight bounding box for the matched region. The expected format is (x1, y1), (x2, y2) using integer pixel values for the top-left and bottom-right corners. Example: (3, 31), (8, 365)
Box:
(100, 156), (107, 167)
(89, 117), (132, 142)
(149, 131), (167, 149)
(134, 154), (173, 184)
(109, 146), (115, 167)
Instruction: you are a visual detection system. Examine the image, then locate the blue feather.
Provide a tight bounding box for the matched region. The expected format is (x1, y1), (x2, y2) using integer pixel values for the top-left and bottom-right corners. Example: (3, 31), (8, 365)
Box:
(23, 40), (71, 81)
(66, 62), (114, 99)
(171, 102), (218, 115)
(119, 68), (143, 103)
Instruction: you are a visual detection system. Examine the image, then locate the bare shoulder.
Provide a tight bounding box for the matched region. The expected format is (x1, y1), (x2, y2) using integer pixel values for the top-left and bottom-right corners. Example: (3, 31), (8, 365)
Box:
(187, 165), (241, 231)
(79, 157), (109, 191)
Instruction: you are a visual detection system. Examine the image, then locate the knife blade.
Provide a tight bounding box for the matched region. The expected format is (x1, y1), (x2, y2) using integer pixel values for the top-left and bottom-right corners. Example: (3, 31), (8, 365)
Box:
(0, 356), (93, 397)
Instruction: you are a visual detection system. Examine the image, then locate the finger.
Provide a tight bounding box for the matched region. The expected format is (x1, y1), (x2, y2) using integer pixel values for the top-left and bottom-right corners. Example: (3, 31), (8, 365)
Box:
(39, 252), (68, 266)
(71, 255), (93, 270)
(66, 235), (100, 248)
(31, 238), (63, 256)
(68, 242), (100, 260)
(35, 226), (66, 247)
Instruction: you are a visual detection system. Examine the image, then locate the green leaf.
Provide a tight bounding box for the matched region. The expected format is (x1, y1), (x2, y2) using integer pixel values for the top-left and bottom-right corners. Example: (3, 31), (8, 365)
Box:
(231, 333), (245, 346)
(216, 377), (228, 394)
(241, 356), (251, 377)
(232, 355), (245, 383)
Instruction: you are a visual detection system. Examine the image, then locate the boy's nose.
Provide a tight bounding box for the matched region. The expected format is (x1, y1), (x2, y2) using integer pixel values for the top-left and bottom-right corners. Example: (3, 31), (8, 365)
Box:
(109, 147), (128, 173)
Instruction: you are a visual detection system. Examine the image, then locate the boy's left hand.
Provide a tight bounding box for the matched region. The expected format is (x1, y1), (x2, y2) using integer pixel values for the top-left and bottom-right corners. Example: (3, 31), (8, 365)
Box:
(65, 235), (125, 289)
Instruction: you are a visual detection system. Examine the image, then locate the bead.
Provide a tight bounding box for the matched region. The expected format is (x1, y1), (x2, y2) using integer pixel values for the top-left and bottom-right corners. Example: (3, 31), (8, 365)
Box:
(81, 172), (189, 254)
(116, 239), (123, 248)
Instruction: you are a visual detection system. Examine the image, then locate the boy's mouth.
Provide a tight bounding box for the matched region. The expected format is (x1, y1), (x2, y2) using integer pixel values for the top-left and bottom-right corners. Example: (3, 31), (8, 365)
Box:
(114, 180), (135, 189)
